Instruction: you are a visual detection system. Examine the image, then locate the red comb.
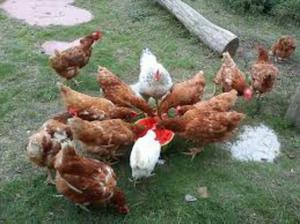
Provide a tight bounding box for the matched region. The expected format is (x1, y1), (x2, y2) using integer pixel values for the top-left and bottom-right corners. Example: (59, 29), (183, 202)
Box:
(92, 31), (102, 40)
(130, 111), (138, 118)
(243, 88), (253, 101)
(67, 107), (78, 117)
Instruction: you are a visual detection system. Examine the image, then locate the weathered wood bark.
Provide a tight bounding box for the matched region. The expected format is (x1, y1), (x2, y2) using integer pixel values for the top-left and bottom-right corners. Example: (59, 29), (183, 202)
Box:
(156, 0), (239, 56)
(285, 83), (300, 129)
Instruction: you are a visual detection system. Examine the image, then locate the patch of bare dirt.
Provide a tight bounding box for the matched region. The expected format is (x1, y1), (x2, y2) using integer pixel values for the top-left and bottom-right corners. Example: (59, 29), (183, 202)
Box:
(0, 0), (93, 26)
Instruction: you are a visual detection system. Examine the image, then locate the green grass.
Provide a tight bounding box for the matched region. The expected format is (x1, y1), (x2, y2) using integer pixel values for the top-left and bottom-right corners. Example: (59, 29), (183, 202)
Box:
(1, 0), (300, 223)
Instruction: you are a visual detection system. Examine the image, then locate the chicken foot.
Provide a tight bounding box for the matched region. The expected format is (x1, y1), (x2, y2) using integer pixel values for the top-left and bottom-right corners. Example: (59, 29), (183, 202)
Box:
(211, 84), (218, 97)
(69, 79), (82, 87)
(157, 159), (166, 165)
(182, 147), (204, 161)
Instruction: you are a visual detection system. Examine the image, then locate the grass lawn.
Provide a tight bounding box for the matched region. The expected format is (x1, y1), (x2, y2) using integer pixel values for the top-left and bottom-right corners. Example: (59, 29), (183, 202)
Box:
(1, 0), (300, 223)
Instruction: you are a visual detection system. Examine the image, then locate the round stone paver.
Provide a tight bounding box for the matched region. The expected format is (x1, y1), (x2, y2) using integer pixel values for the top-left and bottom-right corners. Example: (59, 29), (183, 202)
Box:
(41, 39), (81, 56)
(0, 0), (93, 26)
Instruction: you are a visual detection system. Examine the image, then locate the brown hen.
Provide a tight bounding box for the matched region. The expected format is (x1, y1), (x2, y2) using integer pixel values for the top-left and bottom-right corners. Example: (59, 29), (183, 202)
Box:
(49, 31), (102, 82)
(158, 71), (205, 115)
(177, 89), (238, 116)
(158, 109), (245, 159)
(214, 52), (253, 101)
(54, 142), (129, 213)
(68, 117), (145, 161)
(27, 112), (73, 184)
(271, 35), (296, 61)
(97, 66), (154, 116)
(58, 83), (137, 121)
(251, 46), (279, 95)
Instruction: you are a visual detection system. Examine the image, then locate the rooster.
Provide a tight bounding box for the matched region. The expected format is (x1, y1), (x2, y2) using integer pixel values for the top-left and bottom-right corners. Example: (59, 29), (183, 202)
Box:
(131, 48), (173, 112)
(54, 142), (129, 213)
(130, 130), (161, 182)
(158, 71), (205, 115)
(97, 66), (154, 116)
(58, 83), (137, 121)
(214, 52), (253, 101)
(27, 112), (73, 184)
(49, 31), (102, 85)
(251, 46), (279, 96)
(271, 35), (296, 61)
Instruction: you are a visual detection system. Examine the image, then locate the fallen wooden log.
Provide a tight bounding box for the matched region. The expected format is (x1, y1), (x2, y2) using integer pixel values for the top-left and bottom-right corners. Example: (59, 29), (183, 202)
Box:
(156, 0), (239, 56)
(285, 83), (300, 129)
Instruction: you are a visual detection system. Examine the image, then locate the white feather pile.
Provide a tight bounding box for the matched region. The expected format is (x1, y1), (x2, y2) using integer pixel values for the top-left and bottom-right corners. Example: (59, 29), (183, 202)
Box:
(226, 124), (280, 162)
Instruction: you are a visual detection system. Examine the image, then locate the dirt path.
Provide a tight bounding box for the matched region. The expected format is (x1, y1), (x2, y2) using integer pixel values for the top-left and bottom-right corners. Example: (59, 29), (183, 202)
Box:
(41, 39), (81, 56)
(0, 0), (93, 26)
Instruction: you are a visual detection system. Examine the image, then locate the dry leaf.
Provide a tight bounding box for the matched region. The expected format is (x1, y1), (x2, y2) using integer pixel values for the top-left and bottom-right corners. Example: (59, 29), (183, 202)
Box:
(197, 186), (209, 198)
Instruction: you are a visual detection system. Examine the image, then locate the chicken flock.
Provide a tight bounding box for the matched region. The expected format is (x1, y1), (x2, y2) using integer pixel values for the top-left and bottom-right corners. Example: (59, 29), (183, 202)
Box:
(27, 32), (296, 214)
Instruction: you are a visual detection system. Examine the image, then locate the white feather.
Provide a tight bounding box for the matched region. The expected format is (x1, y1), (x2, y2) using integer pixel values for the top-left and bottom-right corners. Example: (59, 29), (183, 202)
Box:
(130, 130), (161, 180)
(140, 48), (157, 73)
(130, 83), (143, 98)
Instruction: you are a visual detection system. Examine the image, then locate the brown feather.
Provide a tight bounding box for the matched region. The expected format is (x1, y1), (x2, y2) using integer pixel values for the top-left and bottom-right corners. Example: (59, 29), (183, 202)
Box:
(49, 32), (102, 80)
(159, 71), (205, 114)
(54, 143), (128, 213)
(97, 66), (154, 116)
(271, 35), (296, 60)
(214, 52), (250, 96)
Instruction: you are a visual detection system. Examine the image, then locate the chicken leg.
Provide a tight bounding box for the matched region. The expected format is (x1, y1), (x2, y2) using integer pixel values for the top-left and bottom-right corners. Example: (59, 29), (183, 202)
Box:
(155, 98), (162, 119)
(71, 79), (82, 87)
(45, 169), (55, 185)
(254, 93), (263, 115)
(76, 204), (90, 212)
(128, 177), (141, 187)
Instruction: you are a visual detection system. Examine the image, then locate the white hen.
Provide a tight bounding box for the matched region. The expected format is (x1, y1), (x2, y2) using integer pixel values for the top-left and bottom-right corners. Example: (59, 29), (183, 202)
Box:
(130, 130), (161, 180)
(132, 48), (173, 102)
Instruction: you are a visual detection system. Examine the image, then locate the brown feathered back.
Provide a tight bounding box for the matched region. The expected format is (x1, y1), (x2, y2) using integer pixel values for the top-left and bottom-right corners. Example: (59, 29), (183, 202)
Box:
(251, 47), (279, 94)
(97, 66), (154, 116)
(178, 90), (238, 115)
(271, 35), (296, 59)
(49, 31), (102, 80)
(57, 83), (136, 121)
(27, 112), (72, 169)
(158, 110), (245, 145)
(54, 142), (129, 213)
(184, 111), (245, 144)
(214, 52), (250, 97)
(159, 71), (205, 114)
(68, 117), (140, 158)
